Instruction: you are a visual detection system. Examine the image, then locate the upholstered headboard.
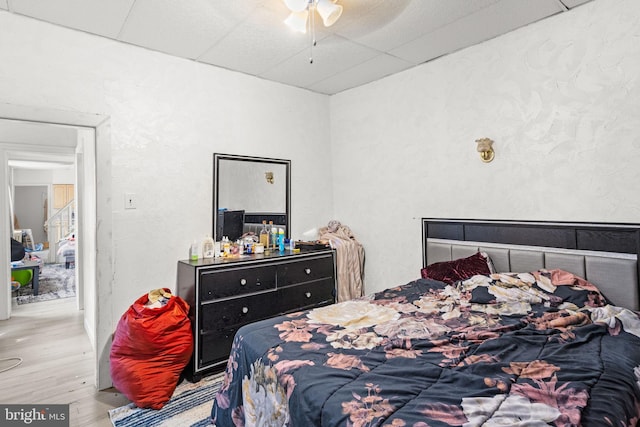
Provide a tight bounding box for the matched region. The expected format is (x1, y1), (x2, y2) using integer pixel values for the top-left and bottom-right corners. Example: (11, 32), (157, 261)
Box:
(422, 219), (640, 311)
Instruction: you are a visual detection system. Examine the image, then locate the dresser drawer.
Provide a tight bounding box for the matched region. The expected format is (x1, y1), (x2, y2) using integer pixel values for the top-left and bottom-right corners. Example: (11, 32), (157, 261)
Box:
(201, 291), (277, 331)
(278, 279), (335, 313)
(199, 327), (238, 368)
(200, 264), (277, 301)
(277, 255), (334, 287)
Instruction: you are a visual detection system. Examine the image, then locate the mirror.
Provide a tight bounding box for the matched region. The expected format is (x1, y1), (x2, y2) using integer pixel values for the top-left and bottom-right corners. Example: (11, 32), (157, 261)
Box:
(213, 153), (290, 242)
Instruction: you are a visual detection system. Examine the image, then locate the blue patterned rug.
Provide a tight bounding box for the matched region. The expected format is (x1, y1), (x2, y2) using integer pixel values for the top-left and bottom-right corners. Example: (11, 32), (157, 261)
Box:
(108, 373), (223, 427)
(14, 263), (76, 305)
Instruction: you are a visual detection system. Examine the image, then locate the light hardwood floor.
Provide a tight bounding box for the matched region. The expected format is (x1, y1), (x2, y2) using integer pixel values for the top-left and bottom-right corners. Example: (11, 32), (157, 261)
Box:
(0, 297), (129, 426)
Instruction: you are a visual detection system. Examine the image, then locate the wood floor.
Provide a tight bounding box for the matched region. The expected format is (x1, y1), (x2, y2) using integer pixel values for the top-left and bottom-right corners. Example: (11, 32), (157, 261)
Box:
(0, 297), (129, 426)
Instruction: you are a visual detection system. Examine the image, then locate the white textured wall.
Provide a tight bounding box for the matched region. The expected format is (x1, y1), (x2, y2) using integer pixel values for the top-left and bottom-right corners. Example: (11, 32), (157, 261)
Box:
(330, 0), (640, 295)
(0, 11), (333, 385)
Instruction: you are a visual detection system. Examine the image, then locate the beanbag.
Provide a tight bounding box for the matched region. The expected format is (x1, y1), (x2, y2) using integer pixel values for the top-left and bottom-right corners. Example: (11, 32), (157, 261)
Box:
(110, 289), (193, 409)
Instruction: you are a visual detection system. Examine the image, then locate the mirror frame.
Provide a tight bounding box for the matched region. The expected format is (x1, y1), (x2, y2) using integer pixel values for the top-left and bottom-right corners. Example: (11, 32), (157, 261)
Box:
(213, 153), (291, 241)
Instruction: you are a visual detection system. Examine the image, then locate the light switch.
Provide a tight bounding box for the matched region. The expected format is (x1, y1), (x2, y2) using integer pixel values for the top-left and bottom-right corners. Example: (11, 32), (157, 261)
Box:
(124, 193), (137, 209)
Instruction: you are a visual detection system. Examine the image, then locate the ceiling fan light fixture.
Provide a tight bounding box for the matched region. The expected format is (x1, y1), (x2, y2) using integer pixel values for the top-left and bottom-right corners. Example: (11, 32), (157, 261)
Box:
(316, 0), (342, 27)
(282, 0), (343, 63)
(284, 9), (309, 33)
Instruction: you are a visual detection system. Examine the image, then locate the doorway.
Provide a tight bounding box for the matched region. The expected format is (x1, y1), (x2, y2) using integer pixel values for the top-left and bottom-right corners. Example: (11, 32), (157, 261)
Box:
(12, 167), (77, 306)
(0, 109), (111, 389)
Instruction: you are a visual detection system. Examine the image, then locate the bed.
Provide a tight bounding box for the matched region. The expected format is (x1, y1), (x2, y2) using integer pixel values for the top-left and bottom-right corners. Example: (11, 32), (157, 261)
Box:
(211, 219), (640, 426)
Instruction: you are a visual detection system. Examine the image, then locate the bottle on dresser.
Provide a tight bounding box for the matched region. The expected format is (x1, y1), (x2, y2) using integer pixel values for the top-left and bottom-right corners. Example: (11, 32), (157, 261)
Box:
(202, 235), (214, 259)
(269, 221), (277, 249)
(278, 228), (285, 253)
(189, 240), (199, 261)
(222, 236), (231, 256)
(259, 220), (269, 247)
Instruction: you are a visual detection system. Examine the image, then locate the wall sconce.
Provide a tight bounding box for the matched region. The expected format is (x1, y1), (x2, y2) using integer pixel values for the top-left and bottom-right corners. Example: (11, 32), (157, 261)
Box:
(265, 171), (274, 184)
(475, 138), (495, 163)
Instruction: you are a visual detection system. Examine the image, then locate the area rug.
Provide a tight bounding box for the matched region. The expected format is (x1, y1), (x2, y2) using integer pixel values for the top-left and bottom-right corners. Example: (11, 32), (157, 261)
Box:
(108, 373), (224, 427)
(15, 263), (76, 305)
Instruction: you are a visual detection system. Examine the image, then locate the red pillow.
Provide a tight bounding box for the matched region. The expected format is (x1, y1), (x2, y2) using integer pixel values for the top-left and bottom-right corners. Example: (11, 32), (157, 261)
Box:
(421, 252), (492, 284)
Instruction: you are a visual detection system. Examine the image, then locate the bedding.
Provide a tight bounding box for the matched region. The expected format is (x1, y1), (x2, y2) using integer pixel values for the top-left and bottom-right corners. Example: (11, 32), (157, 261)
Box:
(211, 268), (640, 426)
(420, 251), (494, 284)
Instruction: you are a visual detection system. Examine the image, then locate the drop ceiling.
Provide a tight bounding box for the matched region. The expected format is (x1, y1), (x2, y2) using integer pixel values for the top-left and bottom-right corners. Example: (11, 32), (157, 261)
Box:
(0, 0), (592, 95)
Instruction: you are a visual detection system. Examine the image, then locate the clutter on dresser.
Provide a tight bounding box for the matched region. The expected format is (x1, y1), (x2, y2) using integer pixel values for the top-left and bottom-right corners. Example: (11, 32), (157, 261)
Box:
(189, 241), (199, 261)
(201, 235), (214, 259)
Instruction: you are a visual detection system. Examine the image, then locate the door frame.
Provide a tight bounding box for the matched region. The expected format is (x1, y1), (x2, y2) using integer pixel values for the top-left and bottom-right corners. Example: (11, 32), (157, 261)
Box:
(0, 103), (113, 389)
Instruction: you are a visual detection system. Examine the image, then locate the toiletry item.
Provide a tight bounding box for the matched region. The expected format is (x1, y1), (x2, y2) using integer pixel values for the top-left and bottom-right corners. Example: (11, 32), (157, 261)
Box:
(278, 228), (285, 253)
(190, 240), (199, 261)
(214, 241), (222, 257)
(254, 243), (264, 254)
(222, 236), (231, 256)
(259, 220), (269, 247)
(244, 237), (255, 254)
(289, 239), (295, 251)
(202, 235), (214, 259)
(270, 221), (277, 249)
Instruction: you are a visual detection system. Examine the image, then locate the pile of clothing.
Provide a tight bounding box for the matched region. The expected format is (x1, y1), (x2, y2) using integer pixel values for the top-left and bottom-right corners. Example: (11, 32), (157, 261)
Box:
(319, 220), (365, 302)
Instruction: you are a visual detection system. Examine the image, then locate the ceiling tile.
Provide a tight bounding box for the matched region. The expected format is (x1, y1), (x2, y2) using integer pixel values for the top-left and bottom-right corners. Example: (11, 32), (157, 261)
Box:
(390, 0), (564, 64)
(308, 54), (415, 94)
(198, 5), (321, 76)
(337, 0), (501, 52)
(260, 35), (380, 89)
(10, 0), (134, 38)
(118, 0), (259, 59)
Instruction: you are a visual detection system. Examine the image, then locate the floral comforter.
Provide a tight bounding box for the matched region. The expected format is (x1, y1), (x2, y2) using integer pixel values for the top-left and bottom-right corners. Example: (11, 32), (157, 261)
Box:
(211, 269), (640, 426)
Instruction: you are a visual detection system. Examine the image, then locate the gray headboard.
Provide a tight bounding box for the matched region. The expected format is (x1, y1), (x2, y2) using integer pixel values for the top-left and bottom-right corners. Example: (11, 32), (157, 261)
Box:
(422, 219), (640, 311)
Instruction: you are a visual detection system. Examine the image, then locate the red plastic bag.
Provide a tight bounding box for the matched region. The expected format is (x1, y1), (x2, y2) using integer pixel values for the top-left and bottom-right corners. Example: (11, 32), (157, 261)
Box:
(110, 289), (194, 409)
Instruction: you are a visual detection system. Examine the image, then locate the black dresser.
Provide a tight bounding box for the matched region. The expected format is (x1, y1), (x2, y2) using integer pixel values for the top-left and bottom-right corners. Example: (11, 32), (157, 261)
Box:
(177, 249), (336, 381)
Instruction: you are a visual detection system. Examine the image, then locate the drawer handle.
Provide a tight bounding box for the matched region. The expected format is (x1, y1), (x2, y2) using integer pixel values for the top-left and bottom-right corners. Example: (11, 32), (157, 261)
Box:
(242, 306), (249, 314)
(240, 278), (247, 286)
(305, 268), (311, 275)
(305, 292), (311, 298)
